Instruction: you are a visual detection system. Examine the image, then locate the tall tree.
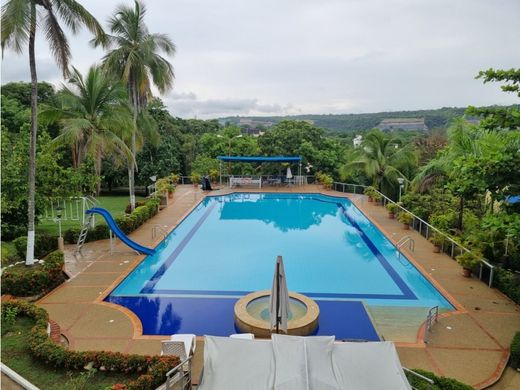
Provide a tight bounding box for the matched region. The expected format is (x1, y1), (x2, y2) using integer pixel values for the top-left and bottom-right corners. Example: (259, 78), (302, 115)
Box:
(1, 0), (104, 265)
(99, 0), (175, 211)
(345, 129), (417, 193)
(42, 66), (134, 194)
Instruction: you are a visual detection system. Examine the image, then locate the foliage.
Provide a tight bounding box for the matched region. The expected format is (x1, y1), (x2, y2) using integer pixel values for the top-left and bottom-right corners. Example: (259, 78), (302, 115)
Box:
(455, 251), (481, 270)
(363, 186), (377, 197)
(510, 332), (520, 368)
(494, 268), (520, 305)
(190, 172), (202, 185)
(386, 203), (399, 214)
(345, 129), (417, 195)
(405, 369), (473, 390)
(1, 250), (65, 297)
(191, 155), (220, 176)
(13, 233), (58, 259)
(429, 233), (445, 247)
(1, 300), (180, 390)
(398, 212), (413, 225)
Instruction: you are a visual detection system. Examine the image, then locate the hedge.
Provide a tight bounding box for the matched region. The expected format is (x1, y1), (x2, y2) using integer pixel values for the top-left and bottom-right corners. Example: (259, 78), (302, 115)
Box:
(406, 369), (473, 390)
(510, 332), (520, 369)
(1, 250), (65, 297)
(1, 301), (180, 390)
(12, 233), (59, 259)
(494, 267), (520, 305)
(63, 197), (161, 244)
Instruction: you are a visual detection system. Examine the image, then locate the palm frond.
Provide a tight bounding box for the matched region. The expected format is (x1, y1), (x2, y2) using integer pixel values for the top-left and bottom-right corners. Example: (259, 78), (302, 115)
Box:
(1, 0), (31, 54)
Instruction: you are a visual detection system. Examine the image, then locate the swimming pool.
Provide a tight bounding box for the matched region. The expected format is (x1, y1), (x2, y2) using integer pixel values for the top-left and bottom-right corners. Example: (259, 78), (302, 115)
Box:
(106, 193), (453, 338)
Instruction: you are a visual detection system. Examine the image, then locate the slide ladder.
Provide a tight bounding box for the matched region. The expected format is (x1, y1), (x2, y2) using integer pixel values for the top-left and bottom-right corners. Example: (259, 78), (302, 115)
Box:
(84, 208), (156, 256)
(75, 213), (94, 256)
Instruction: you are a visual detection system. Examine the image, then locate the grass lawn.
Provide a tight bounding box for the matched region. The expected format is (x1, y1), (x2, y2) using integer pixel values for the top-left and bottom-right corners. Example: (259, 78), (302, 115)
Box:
(1, 316), (138, 390)
(36, 196), (144, 236)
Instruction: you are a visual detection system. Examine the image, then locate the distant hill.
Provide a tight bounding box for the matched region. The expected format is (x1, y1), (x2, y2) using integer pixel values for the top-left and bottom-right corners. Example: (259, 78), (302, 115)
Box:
(219, 106), (517, 133)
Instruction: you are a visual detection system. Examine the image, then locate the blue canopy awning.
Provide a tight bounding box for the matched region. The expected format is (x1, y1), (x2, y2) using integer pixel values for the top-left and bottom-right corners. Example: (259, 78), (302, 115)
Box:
(217, 156), (302, 163)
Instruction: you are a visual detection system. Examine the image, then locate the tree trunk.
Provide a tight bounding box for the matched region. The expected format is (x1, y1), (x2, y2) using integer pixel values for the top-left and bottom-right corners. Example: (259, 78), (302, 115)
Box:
(128, 82), (138, 212)
(95, 151), (102, 195)
(458, 196), (464, 231)
(26, 3), (37, 266)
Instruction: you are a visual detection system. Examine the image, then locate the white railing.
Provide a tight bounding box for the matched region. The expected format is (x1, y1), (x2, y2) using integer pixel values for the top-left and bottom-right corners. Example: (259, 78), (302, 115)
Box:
(332, 181), (495, 288)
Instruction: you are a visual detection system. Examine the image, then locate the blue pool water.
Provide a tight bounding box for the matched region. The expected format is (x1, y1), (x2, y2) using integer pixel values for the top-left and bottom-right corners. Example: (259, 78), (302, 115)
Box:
(106, 193), (453, 338)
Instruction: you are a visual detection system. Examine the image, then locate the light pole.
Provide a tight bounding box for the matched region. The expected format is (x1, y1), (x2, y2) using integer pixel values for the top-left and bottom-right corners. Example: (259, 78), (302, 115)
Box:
(55, 206), (64, 251)
(397, 177), (405, 202)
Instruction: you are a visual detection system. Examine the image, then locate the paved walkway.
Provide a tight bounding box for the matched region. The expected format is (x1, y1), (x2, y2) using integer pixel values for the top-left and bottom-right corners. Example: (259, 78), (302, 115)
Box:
(36, 185), (519, 388)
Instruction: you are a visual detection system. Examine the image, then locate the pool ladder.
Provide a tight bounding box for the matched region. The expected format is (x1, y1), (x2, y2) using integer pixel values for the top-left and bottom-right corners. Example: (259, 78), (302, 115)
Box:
(396, 235), (415, 258)
(152, 224), (169, 240)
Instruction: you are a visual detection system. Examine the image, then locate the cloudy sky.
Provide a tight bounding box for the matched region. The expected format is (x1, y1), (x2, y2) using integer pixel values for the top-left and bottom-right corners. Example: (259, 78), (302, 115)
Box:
(2, 0), (519, 118)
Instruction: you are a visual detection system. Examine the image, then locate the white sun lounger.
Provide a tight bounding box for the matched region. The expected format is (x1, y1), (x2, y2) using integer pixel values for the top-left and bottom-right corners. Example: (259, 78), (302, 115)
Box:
(198, 335), (414, 390)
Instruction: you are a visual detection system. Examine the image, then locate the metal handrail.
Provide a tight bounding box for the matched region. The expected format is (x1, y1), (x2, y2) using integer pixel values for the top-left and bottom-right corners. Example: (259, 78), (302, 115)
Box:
(403, 367), (435, 389)
(396, 236), (415, 258)
(165, 356), (192, 390)
(332, 181), (495, 287)
(152, 224), (169, 240)
(424, 306), (439, 344)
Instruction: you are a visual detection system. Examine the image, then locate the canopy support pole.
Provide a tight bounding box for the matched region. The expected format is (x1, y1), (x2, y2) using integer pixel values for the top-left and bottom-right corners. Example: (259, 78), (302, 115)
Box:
(298, 161), (302, 186)
(219, 161), (222, 186)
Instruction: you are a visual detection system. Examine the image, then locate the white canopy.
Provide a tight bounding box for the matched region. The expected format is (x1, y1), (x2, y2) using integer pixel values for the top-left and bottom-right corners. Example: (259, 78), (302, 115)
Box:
(198, 335), (412, 390)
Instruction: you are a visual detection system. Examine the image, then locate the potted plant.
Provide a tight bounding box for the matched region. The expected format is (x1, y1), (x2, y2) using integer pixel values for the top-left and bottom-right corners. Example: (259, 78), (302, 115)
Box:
(167, 184), (175, 198)
(209, 169), (219, 183)
(171, 173), (180, 185)
(372, 193), (383, 205)
(456, 251), (481, 277)
(398, 212), (413, 229)
(190, 173), (201, 187)
(429, 233), (444, 253)
(321, 174), (333, 190)
(386, 203), (399, 219)
(155, 178), (169, 194)
(364, 186), (377, 202)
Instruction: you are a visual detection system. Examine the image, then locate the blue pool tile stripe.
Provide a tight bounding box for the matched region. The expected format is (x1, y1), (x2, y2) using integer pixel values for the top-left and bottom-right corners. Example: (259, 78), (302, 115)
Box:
(140, 201), (218, 294)
(337, 203), (417, 300)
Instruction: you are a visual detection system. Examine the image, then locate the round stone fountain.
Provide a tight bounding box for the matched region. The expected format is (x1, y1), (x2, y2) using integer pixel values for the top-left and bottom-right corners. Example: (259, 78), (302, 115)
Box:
(234, 290), (319, 337)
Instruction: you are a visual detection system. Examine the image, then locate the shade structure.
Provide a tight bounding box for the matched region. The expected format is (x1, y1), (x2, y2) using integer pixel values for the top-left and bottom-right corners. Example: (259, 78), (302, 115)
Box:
(217, 156), (301, 162)
(286, 167), (293, 179)
(269, 256), (289, 334)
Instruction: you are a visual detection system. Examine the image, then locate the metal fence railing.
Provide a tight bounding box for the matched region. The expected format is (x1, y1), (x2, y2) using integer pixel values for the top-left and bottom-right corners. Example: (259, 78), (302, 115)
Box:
(332, 181), (495, 288)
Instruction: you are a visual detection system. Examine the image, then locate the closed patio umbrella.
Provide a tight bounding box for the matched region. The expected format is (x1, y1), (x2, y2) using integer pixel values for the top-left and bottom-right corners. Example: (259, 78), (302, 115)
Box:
(286, 166), (293, 179)
(269, 255), (289, 334)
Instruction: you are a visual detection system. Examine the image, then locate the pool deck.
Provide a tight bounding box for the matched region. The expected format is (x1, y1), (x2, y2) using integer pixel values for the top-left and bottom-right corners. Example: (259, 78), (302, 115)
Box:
(35, 185), (519, 388)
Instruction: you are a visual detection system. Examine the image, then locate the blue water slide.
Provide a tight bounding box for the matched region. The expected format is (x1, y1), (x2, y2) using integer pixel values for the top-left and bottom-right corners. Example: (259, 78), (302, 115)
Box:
(86, 207), (156, 256)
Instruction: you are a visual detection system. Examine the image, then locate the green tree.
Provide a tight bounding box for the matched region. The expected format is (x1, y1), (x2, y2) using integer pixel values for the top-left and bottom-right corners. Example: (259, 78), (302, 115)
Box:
(1, 0), (104, 264)
(42, 66), (134, 194)
(466, 68), (520, 130)
(99, 0), (175, 211)
(345, 129), (417, 194)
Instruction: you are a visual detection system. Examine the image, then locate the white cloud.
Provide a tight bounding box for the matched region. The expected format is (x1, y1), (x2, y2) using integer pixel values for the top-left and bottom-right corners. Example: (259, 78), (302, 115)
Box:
(1, 0), (519, 118)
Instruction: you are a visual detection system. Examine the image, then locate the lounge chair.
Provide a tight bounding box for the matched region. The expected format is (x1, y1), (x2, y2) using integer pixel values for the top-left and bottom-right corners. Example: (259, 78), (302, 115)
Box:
(197, 334), (428, 390)
(229, 333), (255, 340)
(161, 333), (196, 360)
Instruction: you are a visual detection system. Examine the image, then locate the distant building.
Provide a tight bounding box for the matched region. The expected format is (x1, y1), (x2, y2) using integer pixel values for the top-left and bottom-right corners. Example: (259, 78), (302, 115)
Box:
(239, 118), (272, 137)
(376, 118), (428, 132)
(353, 135), (363, 148)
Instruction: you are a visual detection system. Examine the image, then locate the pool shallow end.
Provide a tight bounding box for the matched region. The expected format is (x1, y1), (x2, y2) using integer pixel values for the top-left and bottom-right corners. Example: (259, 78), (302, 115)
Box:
(234, 290), (320, 337)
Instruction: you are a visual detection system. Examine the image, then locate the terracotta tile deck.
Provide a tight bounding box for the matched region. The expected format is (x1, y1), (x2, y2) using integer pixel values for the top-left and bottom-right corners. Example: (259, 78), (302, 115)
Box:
(36, 185), (519, 388)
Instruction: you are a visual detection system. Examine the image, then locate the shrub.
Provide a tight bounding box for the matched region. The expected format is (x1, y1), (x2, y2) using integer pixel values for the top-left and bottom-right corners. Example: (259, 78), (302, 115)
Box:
(363, 186), (377, 197)
(510, 332), (520, 369)
(171, 173), (180, 184)
(13, 233), (59, 259)
(406, 368), (473, 390)
(1, 250), (65, 297)
(494, 267), (520, 305)
(1, 301), (180, 390)
(455, 251), (481, 270)
(125, 201), (146, 214)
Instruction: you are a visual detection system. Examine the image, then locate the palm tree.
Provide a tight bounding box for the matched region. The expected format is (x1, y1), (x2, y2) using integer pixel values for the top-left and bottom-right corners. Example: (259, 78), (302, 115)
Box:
(42, 65), (135, 195)
(1, 0), (104, 265)
(345, 130), (417, 193)
(98, 0), (175, 211)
